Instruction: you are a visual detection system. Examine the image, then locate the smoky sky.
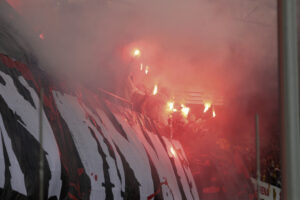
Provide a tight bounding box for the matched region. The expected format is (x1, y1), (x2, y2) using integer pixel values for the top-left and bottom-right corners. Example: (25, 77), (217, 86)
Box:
(4, 0), (277, 97)
(1, 1), (281, 197)
(3, 0), (279, 150)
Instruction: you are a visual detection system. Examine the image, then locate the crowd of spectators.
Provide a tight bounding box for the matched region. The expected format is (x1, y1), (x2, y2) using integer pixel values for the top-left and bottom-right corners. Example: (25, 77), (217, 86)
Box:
(261, 153), (281, 187)
(248, 147), (281, 188)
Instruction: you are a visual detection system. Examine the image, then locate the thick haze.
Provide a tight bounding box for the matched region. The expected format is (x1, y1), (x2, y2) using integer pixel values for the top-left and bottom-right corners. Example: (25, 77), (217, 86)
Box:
(6, 0), (277, 95)
(3, 0), (280, 198)
(6, 0), (279, 163)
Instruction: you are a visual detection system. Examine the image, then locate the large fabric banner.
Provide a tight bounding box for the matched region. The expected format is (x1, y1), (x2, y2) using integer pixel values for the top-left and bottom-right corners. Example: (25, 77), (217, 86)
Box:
(251, 178), (281, 200)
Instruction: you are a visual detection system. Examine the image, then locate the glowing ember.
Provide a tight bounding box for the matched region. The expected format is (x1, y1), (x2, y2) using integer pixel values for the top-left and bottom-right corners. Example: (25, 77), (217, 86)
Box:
(213, 110), (216, 118)
(170, 146), (176, 157)
(132, 48), (141, 57)
(145, 66), (149, 75)
(39, 33), (45, 40)
(203, 102), (211, 113)
(140, 63), (143, 71)
(181, 104), (190, 118)
(152, 84), (158, 95)
(167, 101), (174, 111)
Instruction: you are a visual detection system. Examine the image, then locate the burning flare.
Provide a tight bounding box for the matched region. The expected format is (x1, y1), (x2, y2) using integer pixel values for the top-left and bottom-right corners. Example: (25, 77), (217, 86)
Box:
(203, 102), (211, 113)
(213, 110), (216, 118)
(152, 84), (158, 95)
(145, 66), (149, 75)
(170, 146), (176, 158)
(132, 48), (141, 57)
(140, 63), (143, 71)
(181, 104), (190, 118)
(167, 101), (175, 112)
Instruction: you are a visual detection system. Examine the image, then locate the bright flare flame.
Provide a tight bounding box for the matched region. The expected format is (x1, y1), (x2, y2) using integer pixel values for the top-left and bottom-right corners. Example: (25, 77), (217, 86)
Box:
(213, 110), (216, 118)
(145, 66), (149, 75)
(167, 101), (174, 111)
(204, 102), (211, 113)
(181, 104), (190, 118)
(170, 147), (176, 158)
(152, 85), (158, 95)
(132, 48), (141, 57)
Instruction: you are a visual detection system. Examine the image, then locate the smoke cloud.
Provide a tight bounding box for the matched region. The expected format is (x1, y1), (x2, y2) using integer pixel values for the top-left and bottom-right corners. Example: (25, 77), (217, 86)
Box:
(4, 0), (277, 94)
(2, 0), (279, 198)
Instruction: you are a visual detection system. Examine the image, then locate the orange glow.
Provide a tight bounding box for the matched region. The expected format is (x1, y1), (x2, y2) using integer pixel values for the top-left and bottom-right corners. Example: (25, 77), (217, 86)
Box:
(203, 102), (211, 113)
(213, 110), (216, 118)
(132, 48), (141, 57)
(140, 63), (143, 71)
(39, 33), (45, 40)
(167, 101), (174, 111)
(152, 85), (158, 95)
(170, 147), (176, 157)
(145, 66), (149, 75)
(181, 104), (190, 118)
